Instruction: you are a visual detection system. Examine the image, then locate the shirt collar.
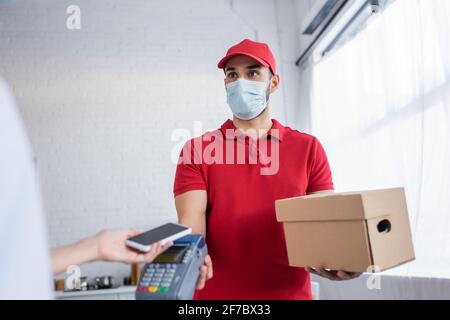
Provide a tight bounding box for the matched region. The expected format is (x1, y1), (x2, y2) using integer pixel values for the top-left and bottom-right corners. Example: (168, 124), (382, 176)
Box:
(219, 119), (286, 142)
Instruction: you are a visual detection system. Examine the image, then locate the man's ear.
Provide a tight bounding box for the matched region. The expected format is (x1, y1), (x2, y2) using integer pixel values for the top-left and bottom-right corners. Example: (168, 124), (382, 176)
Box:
(270, 74), (280, 93)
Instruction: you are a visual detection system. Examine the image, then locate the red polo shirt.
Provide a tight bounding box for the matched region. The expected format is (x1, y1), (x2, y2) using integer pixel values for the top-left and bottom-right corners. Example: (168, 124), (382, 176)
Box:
(173, 119), (334, 300)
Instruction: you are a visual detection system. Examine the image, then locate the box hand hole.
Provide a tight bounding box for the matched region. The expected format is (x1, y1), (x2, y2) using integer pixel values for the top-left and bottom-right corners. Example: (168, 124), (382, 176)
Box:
(377, 219), (391, 234)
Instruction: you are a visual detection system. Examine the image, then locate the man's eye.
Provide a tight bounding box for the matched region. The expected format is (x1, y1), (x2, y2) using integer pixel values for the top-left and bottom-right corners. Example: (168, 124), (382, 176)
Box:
(249, 70), (259, 77)
(227, 73), (237, 79)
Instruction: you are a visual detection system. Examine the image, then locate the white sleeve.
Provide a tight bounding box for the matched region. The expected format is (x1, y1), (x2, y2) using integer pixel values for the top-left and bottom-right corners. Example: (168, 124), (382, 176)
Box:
(0, 78), (53, 299)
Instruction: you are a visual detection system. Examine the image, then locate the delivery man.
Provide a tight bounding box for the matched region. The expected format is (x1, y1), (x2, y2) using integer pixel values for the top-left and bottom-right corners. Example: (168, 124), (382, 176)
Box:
(173, 39), (361, 300)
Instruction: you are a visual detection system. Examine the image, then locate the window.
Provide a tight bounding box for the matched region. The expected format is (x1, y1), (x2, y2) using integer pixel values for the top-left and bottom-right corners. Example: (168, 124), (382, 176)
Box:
(308, 0), (450, 277)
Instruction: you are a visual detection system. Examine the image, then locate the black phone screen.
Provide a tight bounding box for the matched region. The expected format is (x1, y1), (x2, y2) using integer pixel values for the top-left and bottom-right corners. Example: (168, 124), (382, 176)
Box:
(127, 223), (188, 246)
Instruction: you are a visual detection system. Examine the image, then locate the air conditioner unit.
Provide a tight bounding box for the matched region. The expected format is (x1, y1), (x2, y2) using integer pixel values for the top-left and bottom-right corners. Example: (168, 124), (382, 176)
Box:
(296, 0), (389, 68)
(301, 0), (347, 36)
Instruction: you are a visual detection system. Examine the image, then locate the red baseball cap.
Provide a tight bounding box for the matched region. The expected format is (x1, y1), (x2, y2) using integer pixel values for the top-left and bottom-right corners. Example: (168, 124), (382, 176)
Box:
(217, 39), (277, 75)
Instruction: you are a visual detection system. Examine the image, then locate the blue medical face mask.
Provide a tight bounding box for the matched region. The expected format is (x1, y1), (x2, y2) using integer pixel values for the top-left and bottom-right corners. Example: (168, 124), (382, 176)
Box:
(226, 79), (269, 121)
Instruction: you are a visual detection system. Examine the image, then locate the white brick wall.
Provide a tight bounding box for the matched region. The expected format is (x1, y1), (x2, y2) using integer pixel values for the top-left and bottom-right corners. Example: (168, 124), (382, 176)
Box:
(0, 0), (302, 280)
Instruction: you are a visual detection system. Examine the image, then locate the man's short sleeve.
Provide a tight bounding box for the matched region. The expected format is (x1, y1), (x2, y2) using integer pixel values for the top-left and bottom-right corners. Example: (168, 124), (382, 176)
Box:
(173, 139), (207, 197)
(306, 137), (334, 194)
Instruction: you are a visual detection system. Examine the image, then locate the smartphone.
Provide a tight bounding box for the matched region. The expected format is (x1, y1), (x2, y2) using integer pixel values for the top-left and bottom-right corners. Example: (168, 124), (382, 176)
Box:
(125, 223), (192, 252)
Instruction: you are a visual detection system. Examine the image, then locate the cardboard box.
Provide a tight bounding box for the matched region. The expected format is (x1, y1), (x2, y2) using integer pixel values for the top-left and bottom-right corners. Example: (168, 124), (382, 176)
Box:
(275, 188), (415, 273)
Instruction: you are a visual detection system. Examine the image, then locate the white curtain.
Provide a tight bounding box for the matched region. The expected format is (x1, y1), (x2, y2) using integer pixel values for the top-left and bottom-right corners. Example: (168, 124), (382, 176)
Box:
(308, 0), (450, 278)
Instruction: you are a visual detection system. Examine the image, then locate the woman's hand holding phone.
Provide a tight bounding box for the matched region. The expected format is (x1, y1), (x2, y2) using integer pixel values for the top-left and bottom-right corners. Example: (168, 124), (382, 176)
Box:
(95, 229), (173, 264)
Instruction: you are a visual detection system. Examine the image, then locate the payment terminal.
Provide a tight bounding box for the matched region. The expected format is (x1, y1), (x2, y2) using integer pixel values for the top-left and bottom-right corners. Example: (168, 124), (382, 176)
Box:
(135, 235), (207, 300)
